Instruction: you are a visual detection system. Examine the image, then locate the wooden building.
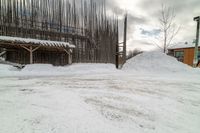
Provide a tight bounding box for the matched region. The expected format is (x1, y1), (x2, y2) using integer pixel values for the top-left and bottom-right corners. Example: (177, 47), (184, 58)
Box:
(0, 0), (122, 66)
(0, 36), (75, 66)
(168, 44), (200, 67)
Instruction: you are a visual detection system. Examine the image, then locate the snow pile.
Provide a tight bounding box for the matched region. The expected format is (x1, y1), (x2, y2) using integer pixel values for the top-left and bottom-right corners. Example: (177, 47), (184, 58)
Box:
(66, 63), (118, 74)
(123, 51), (193, 73)
(1, 63), (200, 133)
(22, 64), (56, 72)
(0, 57), (5, 61)
(0, 64), (19, 76)
(21, 63), (117, 76)
(1, 51), (199, 77)
(0, 63), (117, 77)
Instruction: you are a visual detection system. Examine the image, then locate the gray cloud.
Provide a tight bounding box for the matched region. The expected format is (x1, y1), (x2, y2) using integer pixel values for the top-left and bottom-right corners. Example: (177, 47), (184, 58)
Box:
(111, 0), (200, 50)
(104, 0), (148, 41)
(76, 0), (199, 51)
(140, 28), (161, 37)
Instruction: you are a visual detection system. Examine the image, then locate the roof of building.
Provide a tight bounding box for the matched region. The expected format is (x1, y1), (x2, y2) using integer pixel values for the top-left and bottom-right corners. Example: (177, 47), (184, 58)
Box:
(0, 36), (75, 48)
(168, 43), (199, 50)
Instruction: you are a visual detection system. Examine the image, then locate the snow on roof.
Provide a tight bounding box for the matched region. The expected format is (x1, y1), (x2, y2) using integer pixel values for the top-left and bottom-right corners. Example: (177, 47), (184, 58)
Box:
(0, 36), (75, 48)
(168, 43), (198, 50)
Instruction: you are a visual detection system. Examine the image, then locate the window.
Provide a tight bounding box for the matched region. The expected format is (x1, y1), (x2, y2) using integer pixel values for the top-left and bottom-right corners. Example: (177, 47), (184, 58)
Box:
(198, 50), (200, 60)
(175, 51), (184, 62)
(198, 50), (200, 66)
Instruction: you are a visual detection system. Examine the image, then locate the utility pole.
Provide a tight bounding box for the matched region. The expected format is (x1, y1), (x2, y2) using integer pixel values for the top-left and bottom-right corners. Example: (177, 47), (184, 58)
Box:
(116, 14), (128, 69)
(123, 14), (127, 64)
(193, 16), (200, 67)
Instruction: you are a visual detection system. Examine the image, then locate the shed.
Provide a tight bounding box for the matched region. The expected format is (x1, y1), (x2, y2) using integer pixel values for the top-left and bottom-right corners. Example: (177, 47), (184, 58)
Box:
(0, 36), (75, 66)
(168, 43), (200, 67)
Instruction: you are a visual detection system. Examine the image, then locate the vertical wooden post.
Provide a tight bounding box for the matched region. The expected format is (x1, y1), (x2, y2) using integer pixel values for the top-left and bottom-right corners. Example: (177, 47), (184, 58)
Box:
(20, 45), (40, 64)
(64, 49), (72, 65)
(68, 49), (72, 64)
(69, 54), (72, 64)
(30, 46), (33, 64)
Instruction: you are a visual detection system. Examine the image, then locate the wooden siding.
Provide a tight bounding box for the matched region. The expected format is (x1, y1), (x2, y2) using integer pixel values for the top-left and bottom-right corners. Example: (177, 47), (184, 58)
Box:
(173, 48), (200, 66)
(0, 0), (120, 64)
(6, 48), (69, 66)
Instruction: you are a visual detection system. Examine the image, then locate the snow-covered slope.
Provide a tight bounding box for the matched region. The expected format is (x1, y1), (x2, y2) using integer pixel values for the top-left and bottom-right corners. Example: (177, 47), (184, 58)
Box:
(123, 52), (193, 73)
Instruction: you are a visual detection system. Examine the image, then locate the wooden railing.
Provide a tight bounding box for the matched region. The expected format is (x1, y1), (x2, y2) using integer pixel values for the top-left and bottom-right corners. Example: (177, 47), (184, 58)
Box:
(0, 19), (87, 42)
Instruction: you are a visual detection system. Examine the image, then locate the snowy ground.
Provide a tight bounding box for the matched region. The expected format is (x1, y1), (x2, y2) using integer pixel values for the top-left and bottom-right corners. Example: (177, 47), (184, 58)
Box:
(0, 52), (200, 133)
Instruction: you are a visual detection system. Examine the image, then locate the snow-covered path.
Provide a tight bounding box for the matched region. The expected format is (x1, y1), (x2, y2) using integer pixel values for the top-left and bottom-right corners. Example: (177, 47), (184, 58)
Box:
(1, 52), (200, 133)
(0, 72), (200, 133)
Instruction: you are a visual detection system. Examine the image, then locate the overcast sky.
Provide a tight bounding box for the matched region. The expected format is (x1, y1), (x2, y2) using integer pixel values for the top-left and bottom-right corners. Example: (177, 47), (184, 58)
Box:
(106, 0), (200, 51)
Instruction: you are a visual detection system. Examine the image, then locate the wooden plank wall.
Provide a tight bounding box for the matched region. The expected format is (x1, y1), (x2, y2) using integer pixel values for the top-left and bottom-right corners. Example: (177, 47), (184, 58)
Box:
(6, 48), (69, 66)
(174, 48), (200, 66)
(0, 0), (119, 64)
(183, 48), (194, 66)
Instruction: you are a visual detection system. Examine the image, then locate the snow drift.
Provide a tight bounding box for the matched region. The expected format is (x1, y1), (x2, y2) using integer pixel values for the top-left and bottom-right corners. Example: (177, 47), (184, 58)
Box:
(0, 63), (117, 77)
(0, 64), (19, 76)
(0, 51), (199, 77)
(123, 52), (193, 73)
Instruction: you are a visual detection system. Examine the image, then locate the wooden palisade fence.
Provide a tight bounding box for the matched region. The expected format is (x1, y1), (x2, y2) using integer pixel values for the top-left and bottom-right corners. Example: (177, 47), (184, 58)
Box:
(0, 0), (122, 64)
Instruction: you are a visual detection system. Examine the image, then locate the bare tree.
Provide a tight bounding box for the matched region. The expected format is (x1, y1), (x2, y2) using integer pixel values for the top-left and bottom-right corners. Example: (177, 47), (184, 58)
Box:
(156, 4), (180, 53)
(126, 49), (143, 60)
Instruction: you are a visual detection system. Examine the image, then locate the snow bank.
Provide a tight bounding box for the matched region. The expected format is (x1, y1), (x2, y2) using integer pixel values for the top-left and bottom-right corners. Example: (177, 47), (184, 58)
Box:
(123, 51), (193, 74)
(22, 63), (117, 75)
(0, 57), (5, 61)
(66, 63), (117, 74)
(0, 64), (19, 76)
(1, 51), (199, 77)
(0, 63), (117, 77)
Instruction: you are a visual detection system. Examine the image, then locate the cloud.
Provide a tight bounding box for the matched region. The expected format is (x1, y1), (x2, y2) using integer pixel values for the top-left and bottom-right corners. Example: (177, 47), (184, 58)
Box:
(109, 0), (200, 51)
(76, 0), (199, 51)
(140, 28), (161, 37)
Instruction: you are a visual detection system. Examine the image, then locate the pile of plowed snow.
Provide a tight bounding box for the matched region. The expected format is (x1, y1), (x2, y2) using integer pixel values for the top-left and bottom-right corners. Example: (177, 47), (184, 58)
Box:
(0, 64), (19, 76)
(123, 52), (193, 73)
(0, 63), (117, 77)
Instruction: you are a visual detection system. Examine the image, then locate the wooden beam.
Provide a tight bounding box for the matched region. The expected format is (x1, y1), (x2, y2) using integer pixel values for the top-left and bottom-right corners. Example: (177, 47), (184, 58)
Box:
(0, 51), (6, 57)
(30, 46), (33, 64)
(20, 45), (31, 52)
(32, 46), (41, 52)
(64, 49), (70, 55)
(20, 45), (40, 52)
(64, 49), (72, 64)
(20, 45), (35, 64)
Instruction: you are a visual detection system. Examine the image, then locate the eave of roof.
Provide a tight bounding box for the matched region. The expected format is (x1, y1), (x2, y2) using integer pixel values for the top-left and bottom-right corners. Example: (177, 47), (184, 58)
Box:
(0, 36), (75, 48)
(168, 44), (199, 50)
